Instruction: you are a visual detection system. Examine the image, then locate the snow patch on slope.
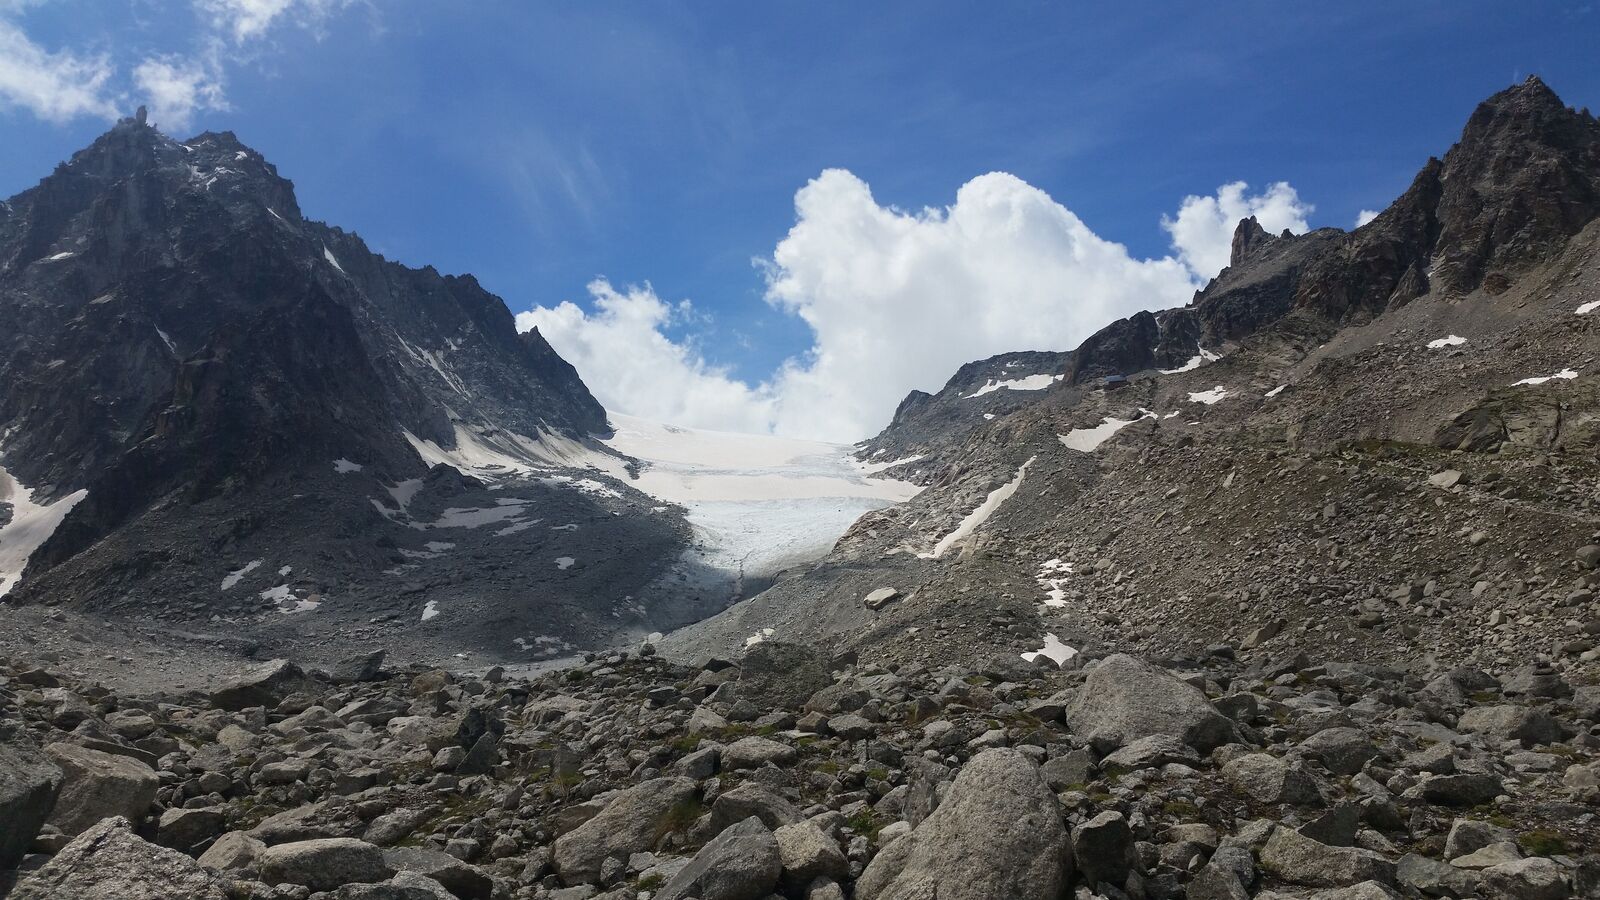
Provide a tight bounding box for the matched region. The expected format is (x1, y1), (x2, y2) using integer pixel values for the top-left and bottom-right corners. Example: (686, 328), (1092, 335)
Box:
(1059, 413), (1154, 452)
(1021, 633), (1077, 665)
(1513, 369), (1579, 387)
(1158, 346), (1220, 374)
(964, 373), (1063, 398)
(921, 456), (1035, 560)
(220, 559), (262, 592)
(0, 466), (88, 598)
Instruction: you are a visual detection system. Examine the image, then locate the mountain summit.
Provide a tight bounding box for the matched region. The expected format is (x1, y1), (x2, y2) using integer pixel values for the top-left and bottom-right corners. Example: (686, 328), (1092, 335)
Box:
(0, 116), (696, 657)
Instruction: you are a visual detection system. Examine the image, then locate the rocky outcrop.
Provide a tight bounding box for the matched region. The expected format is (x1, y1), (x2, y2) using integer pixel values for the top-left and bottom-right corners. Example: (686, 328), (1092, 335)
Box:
(0, 116), (696, 660)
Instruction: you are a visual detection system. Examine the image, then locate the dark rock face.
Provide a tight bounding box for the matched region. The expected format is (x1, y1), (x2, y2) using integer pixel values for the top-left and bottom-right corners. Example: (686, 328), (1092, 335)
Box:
(1294, 77), (1600, 322)
(0, 118), (695, 658)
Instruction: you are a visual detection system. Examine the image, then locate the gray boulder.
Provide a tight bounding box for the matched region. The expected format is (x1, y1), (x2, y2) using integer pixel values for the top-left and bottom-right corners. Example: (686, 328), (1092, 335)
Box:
(10, 816), (229, 900)
(197, 830), (266, 872)
(775, 821), (848, 887)
(1222, 753), (1322, 805)
(1457, 705), (1567, 748)
(710, 781), (802, 831)
(328, 873), (458, 899)
(654, 816), (781, 900)
(736, 641), (833, 709)
(551, 776), (698, 883)
(155, 806), (227, 853)
(1259, 826), (1395, 888)
(44, 742), (160, 835)
(331, 649), (387, 684)
(1072, 810), (1134, 887)
(1066, 654), (1236, 751)
(383, 846), (493, 899)
(856, 748), (1068, 900)
(1479, 857), (1570, 900)
(722, 736), (799, 770)
(209, 658), (317, 711)
(1299, 727), (1379, 775)
(259, 837), (394, 892)
(0, 722), (62, 869)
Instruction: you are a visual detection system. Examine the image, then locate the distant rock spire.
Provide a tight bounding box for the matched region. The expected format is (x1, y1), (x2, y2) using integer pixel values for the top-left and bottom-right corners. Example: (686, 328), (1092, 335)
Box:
(135, 105), (148, 126)
(1228, 216), (1272, 268)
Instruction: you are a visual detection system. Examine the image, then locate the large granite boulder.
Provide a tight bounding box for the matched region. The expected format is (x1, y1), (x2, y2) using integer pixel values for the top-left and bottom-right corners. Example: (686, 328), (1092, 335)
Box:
(0, 723), (62, 869)
(856, 748), (1069, 900)
(1067, 654), (1236, 751)
(10, 816), (229, 900)
(654, 816), (782, 900)
(44, 742), (159, 836)
(551, 776), (698, 883)
(209, 658), (317, 711)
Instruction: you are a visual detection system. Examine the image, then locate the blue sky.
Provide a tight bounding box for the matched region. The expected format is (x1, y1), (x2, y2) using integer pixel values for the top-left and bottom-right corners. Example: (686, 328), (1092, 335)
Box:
(3, 2), (1597, 439)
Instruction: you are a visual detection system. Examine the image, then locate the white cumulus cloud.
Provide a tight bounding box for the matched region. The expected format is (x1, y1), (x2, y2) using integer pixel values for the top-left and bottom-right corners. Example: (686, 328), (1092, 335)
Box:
(1161, 180), (1312, 279)
(132, 53), (228, 132)
(520, 171), (1314, 442)
(0, 0), (360, 130)
(517, 280), (778, 435)
(1355, 209), (1380, 227)
(0, 18), (118, 122)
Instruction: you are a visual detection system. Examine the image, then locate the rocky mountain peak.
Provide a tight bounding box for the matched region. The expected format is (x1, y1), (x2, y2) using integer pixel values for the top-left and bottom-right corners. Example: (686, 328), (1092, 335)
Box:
(1227, 215), (1273, 268)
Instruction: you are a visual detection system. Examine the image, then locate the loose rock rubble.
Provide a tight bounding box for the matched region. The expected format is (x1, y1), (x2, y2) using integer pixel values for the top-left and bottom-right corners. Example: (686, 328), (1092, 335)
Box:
(2, 638), (1598, 899)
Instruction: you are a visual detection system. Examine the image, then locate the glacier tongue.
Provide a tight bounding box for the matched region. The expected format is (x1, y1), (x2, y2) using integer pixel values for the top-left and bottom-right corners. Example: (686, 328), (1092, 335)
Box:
(601, 413), (920, 581)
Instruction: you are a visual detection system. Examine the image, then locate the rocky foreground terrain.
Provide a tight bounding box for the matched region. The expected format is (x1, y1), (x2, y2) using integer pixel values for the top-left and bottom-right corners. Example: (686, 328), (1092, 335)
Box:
(3, 637), (1600, 899)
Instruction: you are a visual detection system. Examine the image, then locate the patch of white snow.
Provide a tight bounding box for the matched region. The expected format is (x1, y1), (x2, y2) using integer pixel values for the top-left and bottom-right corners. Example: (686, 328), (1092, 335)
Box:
(0, 467), (88, 598)
(921, 456), (1035, 559)
(1020, 633), (1077, 665)
(1187, 386), (1229, 405)
(964, 373), (1062, 398)
(1513, 369), (1580, 387)
(322, 245), (347, 275)
(333, 458), (362, 473)
(1158, 346), (1220, 374)
(1059, 412), (1155, 453)
(1427, 335), (1467, 349)
(220, 559), (262, 592)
